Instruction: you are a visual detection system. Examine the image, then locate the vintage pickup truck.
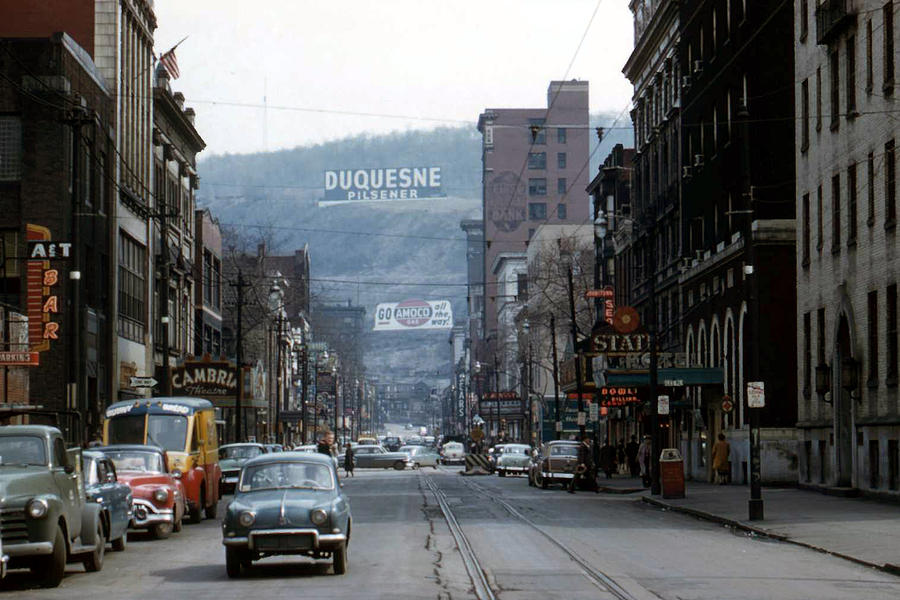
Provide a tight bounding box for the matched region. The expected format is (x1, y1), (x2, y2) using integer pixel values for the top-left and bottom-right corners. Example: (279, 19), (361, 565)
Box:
(0, 425), (106, 587)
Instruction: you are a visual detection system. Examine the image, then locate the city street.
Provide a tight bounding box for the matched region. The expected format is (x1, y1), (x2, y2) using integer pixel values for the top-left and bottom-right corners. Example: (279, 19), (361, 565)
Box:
(3, 467), (899, 600)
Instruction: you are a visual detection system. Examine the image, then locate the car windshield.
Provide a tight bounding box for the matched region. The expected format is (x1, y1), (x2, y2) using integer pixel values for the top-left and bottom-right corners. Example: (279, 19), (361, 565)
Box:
(147, 415), (189, 452)
(220, 445), (264, 460)
(106, 415), (145, 445)
(549, 445), (579, 457)
(104, 450), (164, 473)
(240, 461), (334, 492)
(0, 436), (47, 466)
(501, 446), (529, 455)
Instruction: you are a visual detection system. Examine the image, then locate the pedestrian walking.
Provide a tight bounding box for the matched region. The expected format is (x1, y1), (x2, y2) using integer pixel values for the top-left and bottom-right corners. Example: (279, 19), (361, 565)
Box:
(616, 441), (627, 475)
(317, 431), (334, 457)
(344, 442), (355, 477)
(712, 432), (731, 484)
(625, 435), (640, 477)
(568, 437), (598, 493)
(637, 435), (652, 487)
(599, 439), (616, 479)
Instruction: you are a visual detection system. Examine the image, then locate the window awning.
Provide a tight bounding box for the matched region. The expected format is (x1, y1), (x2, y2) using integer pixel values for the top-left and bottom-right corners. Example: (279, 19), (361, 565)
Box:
(605, 368), (724, 387)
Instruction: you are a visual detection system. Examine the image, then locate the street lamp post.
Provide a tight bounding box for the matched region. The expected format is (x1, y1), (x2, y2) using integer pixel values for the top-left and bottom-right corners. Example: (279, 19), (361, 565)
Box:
(493, 354), (500, 444)
(565, 265), (587, 441)
(593, 211), (608, 448)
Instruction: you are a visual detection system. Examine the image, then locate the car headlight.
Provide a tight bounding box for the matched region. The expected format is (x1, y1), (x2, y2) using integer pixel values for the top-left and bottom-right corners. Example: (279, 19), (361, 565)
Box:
(26, 498), (49, 519)
(153, 488), (169, 504)
(238, 511), (256, 527)
(310, 508), (328, 526)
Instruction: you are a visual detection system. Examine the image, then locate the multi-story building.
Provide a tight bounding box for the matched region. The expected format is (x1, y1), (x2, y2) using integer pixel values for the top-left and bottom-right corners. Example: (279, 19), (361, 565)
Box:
(796, 1), (900, 495)
(194, 208), (223, 357)
(476, 81), (591, 371)
(0, 33), (115, 436)
(151, 64), (205, 391)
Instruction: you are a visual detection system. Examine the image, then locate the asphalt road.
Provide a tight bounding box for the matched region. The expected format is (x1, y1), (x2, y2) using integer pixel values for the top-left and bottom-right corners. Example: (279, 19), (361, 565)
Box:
(2, 467), (898, 599)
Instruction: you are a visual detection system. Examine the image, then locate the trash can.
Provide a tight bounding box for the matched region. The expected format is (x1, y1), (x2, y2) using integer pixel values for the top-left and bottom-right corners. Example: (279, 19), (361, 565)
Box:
(659, 448), (685, 499)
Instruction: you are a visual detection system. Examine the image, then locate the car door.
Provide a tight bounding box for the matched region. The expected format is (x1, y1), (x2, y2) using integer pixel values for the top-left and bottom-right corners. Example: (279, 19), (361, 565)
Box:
(371, 447), (391, 467)
(102, 459), (131, 539)
(51, 437), (80, 538)
(354, 447), (374, 468)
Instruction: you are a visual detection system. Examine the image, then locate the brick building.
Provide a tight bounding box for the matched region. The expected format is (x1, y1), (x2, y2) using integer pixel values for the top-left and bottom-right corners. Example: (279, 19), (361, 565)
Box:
(194, 208), (223, 358)
(796, 1), (900, 495)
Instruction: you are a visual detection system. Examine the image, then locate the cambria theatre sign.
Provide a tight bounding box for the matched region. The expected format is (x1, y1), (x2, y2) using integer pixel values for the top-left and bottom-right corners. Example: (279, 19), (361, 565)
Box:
(171, 357), (238, 397)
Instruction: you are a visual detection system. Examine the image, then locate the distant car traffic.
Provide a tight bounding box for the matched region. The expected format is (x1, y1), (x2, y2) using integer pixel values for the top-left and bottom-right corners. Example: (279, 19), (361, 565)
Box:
(494, 444), (531, 477)
(83, 451), (132, 551)
(352, 445), (413, 470)
(219, 443), (268, 494)
(99, 445), (186, 539)
(398, 445), (439, 469)
(440, 442), (465, 465)
(382, 436), (403, 451)
(222, 452), (351, 577)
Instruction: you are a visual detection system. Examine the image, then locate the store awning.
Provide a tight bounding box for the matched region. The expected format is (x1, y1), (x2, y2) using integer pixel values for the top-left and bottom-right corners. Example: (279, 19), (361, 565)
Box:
(605, 368), (724, 387)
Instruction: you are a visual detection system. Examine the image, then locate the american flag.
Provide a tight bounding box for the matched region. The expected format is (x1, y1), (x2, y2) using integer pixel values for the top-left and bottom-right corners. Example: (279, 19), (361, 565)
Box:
(159, 49), (180, 79)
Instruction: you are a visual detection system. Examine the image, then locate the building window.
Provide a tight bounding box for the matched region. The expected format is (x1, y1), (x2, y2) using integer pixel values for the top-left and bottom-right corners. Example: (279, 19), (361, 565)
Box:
(557, 177), (567, 195)
(847, 35), (857, 115)
(0, 229), (20, 307)
(848, 163), (858, 244)
(557, 203), (567, 219)
(529, 118), (546, 144)
(831, 174), (841, 252)
(885, 2), (895, 93)
(0, 116), (22, 181)
(886, 140), (897, 226)
(817, 307), (826, 368)
(804, 311), (812, 398)
(802, 192), (811, 266)
(484, 125), (493, 146)
(213, 330), (221, 356)
(528, 178), (547, 196)
(815, 66), (823, 132)
(528, 202), (547, 220)
(118, 232), (147, 342)
(203, 324), (212, 354)
(869, 290), (879, 386)
(830, 50), (840, 130)
(888, 283), (898, 384)
(557, 152), (567, 169)
(816, 184), (824, 251)
(869, 151), (877, 226)
(867, 19), (874, 93)
(800, 0), (808, 41)
(213, 257), (222, 309)
(203, 250), (212, 304)
(527, 152), (546, 170)
(801, 79), (810, 151)
(557, 127), (567, 143)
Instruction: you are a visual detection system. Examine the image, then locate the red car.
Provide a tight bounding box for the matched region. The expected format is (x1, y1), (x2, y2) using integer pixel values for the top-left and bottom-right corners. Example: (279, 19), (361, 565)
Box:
(99, 445), (186, 539)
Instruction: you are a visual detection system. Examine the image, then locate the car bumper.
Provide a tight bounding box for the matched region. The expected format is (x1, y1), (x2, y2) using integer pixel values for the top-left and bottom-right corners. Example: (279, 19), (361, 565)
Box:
(545, 472), (575, 479)
(3, 542), (54, 557)
(499, 466), (528, 472)
(224, 529), (347, 551)
(131, 499), (174, 528)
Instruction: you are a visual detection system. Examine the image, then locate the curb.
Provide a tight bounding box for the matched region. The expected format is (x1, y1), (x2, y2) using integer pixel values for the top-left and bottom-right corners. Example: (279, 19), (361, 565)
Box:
(597, 486), (646, 495)
(641, 496), (898, 576)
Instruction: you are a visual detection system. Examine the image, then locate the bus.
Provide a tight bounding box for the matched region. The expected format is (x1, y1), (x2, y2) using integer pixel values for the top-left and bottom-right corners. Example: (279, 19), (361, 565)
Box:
(103, 397), (221, 522)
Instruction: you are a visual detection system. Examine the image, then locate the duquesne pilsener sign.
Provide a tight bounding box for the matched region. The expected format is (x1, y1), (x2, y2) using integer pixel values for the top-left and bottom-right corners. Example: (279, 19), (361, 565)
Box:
(323, 166), (443, 204)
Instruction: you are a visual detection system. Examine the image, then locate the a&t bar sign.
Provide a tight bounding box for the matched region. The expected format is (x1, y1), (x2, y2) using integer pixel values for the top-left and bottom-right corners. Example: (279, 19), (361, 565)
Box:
(322, 166), (443, 205)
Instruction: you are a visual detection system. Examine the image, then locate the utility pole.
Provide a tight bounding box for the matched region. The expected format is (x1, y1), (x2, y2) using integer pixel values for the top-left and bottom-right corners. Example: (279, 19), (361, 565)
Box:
(274, 310), (283, 444)
(66, 108), (86, 441)
(740, 103), (764, 521)
(230, 270), (251, 442)
(647, 209), (661, 496)
(301, 346), (308, 443)
(567, 267), (586, 441)
(158, 160), (171, 397)
(550, 314), (562, 440)
(312, 355), (319, 441)
(493, 354), (500, 444)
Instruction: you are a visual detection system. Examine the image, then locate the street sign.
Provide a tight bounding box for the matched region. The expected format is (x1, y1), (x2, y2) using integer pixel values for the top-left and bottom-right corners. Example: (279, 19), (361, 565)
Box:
(0, 351), (39, 366)
(585, 287), (614, 299)
(657, 395), (670, 415)
(747, 381), (765, 408)
(721, 397), (734, 413)
(129, 376), (158, 388)
(663, 379), (685, 387)
(588, 402), (599, 422)
(576, 411), (586, 426)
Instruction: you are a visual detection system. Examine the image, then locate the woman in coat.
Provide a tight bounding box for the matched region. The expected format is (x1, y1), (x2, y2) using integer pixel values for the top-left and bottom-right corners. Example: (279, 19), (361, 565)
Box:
(711, 432), (730, 484)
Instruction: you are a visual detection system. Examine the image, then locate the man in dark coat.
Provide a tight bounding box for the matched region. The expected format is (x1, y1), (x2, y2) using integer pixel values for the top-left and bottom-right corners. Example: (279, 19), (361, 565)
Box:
(625, 435), (640, 477)
(599, 439), (616, 479)
(568, 437), (597, 493)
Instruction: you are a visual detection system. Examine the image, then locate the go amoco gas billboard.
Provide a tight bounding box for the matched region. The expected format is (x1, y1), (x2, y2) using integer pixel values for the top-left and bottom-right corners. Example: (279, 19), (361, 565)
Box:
(373, 299), (453, 331)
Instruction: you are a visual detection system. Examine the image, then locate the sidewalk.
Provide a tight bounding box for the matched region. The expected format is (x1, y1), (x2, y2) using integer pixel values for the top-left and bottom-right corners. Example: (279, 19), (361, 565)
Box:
(596, 475), (900, 574)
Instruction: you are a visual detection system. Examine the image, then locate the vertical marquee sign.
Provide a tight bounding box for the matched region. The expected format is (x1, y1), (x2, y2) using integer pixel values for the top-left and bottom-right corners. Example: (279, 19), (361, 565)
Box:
(25, 224), (63, 353)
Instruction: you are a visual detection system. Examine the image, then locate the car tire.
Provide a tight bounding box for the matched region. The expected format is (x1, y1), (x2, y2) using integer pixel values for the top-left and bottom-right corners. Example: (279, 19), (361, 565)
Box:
(205, 496), (218, 519)
(112, 530), (127, 552)
(151, 522), (173, 539)
(225, 547), (244, 578)
(539, 472), (548, 489)
(498, 469), (506, 477)
(332, 542), (348, 575)
(393, 461), (406, 471)
(32, 525), (66, 587)
(189, 490), (204, 524)
(432, 464), (438, 470)
(82, 520), (105, 572)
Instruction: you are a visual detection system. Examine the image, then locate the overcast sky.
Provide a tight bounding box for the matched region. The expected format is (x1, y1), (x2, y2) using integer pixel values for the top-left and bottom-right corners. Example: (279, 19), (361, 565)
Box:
(152, 0), (634, 157)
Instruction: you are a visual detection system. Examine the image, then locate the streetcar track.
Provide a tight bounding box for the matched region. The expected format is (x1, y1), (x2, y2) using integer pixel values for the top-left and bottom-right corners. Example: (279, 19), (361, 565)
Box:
(424, 471), (645, 600)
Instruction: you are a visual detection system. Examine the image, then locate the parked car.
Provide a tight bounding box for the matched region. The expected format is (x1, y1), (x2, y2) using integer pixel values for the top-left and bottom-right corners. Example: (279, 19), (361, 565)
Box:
(83, 451), (132, 551)
(440, 441), (465, 465)
(0, 426), (106, 587)
(398, 445), (439, 469)
(494, 444), (531, 477)
(352, 445), (413, 470)
(219, 443), (268, 494)
(103, 397), (221, 523)
(382, 436), (403, 451)
(98, 445), (186, 539)
(530, 440), (580, 489)
(222, 452), (352, 577)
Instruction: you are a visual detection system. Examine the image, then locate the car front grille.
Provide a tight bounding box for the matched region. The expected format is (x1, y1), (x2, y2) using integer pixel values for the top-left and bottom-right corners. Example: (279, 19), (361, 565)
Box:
(253, 533), (315, 551)
(0, 508), (28, 545)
